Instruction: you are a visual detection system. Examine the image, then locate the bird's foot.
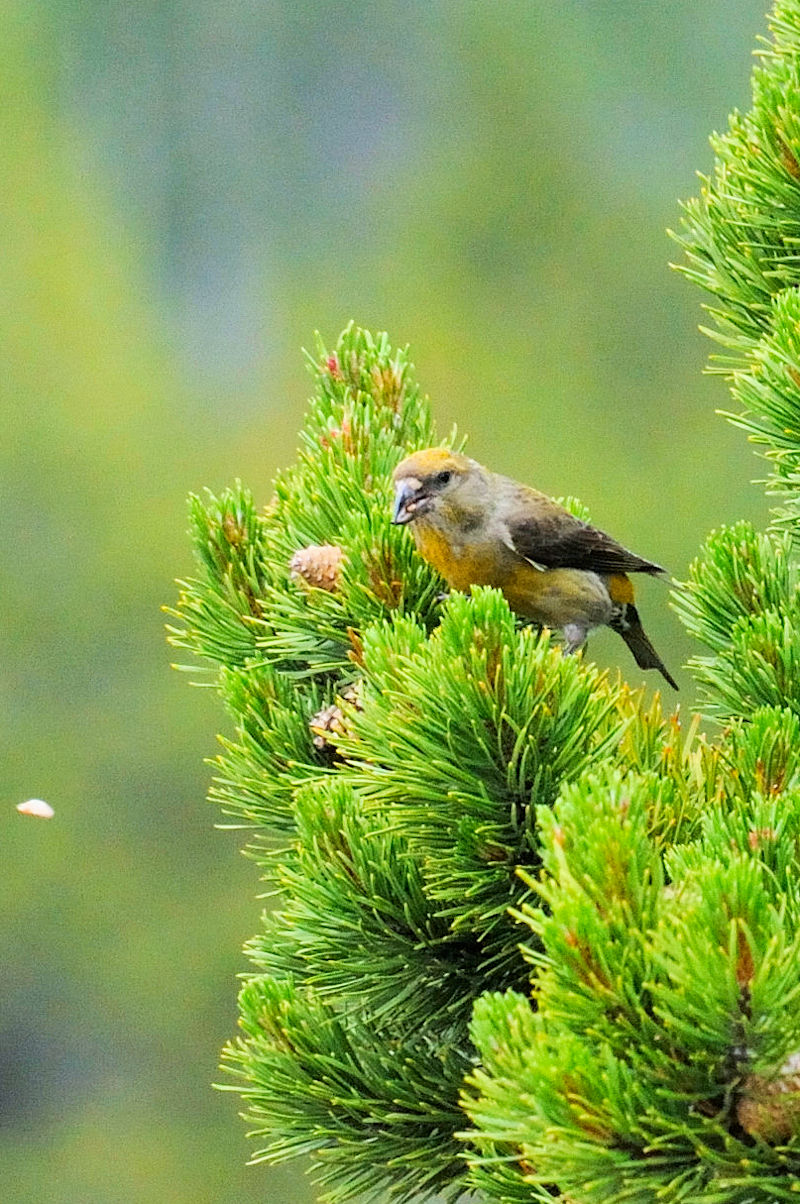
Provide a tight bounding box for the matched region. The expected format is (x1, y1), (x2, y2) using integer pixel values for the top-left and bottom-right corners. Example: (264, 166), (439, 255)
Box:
(562, 623), (587, 656)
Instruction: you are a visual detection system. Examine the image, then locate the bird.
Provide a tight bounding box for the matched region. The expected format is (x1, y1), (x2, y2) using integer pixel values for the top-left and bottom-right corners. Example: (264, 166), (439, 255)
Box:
(391, 448), (677, 689)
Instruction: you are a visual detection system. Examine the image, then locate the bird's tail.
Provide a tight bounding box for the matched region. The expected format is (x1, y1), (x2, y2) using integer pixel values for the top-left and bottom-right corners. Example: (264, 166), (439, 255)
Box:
(610, 601), (678, 690)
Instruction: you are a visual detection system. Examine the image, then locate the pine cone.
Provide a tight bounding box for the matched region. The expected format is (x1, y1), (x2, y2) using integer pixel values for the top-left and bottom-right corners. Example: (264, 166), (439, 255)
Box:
(737, 1051), (800, 1141)
(289, 544), (344, 592)
(309, 703), (347, 750)
(340, 680), (364, 710)
(309, 683), (363, 752)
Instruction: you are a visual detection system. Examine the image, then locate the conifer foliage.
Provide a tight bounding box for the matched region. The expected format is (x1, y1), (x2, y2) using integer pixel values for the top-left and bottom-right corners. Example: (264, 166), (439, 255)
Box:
(170, 4), (800, 1200)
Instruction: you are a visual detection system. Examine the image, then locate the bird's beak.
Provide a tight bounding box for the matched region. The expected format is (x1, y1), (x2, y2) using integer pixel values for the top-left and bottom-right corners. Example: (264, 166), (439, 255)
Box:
(392, 478), (422, 525)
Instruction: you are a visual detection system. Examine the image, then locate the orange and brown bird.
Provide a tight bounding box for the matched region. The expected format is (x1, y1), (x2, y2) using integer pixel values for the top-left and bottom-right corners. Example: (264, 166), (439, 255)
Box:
(391, 448), (677, 689)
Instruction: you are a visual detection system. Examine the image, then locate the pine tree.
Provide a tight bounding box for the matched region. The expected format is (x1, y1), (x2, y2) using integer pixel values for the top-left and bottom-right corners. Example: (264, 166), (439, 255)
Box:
(169, 3), (800, 1200)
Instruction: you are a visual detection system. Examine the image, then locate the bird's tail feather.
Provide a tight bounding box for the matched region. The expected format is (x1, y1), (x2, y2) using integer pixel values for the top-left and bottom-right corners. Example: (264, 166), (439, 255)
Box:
(611, 602), (678, 690)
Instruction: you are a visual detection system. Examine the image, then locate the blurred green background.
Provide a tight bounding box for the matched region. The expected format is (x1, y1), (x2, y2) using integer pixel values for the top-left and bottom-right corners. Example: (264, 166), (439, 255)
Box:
(1, 2), (769, 1201)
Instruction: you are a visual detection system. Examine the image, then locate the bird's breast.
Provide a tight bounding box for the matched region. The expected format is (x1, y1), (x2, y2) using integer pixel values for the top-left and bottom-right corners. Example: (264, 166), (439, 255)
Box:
(412, 523), (501, 591)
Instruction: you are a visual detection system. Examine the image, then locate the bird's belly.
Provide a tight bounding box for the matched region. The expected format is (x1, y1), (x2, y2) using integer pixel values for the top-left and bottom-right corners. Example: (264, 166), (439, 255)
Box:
(413, 524), (613, 629)
(500, 565), (613, 629)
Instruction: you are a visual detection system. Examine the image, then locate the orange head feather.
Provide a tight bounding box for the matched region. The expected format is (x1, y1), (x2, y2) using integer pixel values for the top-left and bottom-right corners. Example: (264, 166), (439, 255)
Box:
(393, 448), (472, 482)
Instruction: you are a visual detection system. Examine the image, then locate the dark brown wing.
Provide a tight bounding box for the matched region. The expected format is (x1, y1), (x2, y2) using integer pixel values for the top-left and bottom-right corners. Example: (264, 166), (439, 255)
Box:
(503, 486), (664, 576)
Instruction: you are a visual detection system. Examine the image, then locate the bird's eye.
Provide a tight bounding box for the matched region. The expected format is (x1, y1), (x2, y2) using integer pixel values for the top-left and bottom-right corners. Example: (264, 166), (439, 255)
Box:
(436, 470), (452, 486)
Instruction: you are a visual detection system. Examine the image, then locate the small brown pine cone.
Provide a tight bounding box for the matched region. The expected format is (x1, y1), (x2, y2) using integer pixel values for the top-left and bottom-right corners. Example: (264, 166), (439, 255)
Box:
(340, 680), (364, 711)
(289, 544), (344, 592)
(309, 704), (347, 750)
(737, 1051), (800, 1141)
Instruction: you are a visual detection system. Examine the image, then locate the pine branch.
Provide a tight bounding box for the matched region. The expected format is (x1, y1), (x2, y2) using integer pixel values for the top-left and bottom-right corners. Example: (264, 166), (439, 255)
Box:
(170, 10), (800, 1194)
(170, 324), (692, 1201)
(464, 751), (800, 1201)
(672, 522), (800, 721)
(224, 976), (472, 1204)
(672, 0), (800, 547)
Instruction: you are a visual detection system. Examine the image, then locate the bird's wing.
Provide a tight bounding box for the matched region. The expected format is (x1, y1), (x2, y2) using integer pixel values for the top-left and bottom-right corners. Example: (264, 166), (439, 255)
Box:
(500, 484), (664, 575)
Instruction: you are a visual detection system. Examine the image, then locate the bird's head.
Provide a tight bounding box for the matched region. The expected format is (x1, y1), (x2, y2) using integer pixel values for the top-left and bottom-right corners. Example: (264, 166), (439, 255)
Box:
(391, 448), (479, 525)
